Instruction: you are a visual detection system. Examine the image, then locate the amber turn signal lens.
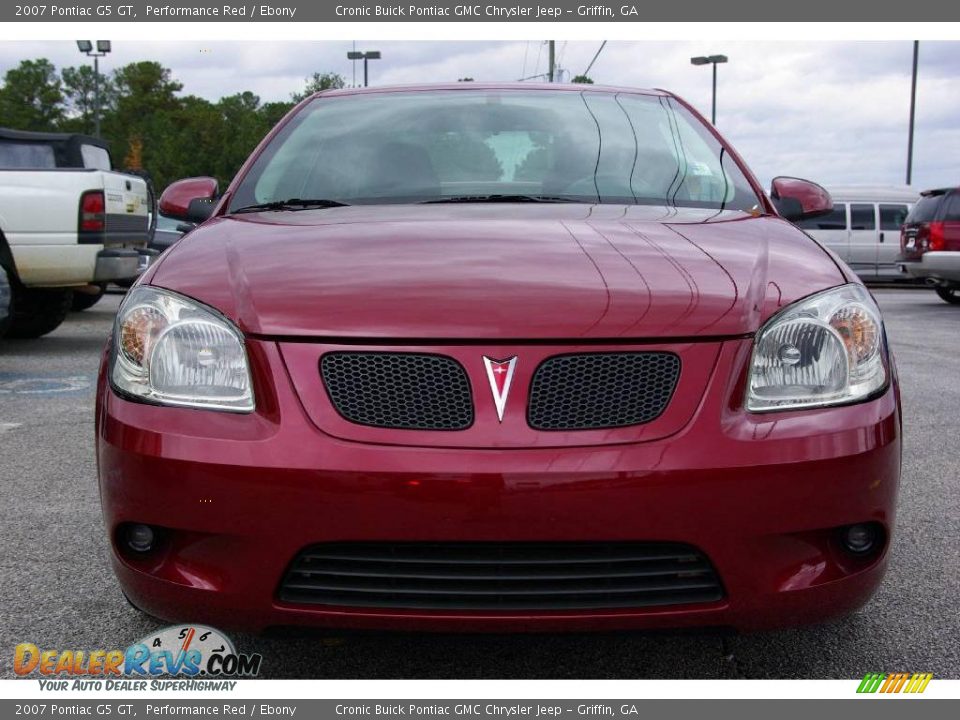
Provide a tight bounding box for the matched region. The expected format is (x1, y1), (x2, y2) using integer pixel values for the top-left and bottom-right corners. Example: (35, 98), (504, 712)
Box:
(830, 304), (880, 365)
(119, 305), (167, 366)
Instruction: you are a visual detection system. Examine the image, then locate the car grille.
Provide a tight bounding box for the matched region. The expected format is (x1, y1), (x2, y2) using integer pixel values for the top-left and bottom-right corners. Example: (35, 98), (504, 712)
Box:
(321, 352), (473, 430)
(278, 542), (723, 610)
(528, 352), (680, 430)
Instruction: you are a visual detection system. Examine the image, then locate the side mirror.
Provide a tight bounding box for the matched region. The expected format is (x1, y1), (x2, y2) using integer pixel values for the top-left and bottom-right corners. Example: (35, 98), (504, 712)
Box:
(770, 176), (833, 223)
(158, 177), (219, 224)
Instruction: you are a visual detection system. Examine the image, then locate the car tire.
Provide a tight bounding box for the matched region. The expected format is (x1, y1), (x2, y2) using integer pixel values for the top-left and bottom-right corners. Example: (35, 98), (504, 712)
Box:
(6, 285), (73, 338)
(71, 283), (107, 312)
(935, 286), (960, 305)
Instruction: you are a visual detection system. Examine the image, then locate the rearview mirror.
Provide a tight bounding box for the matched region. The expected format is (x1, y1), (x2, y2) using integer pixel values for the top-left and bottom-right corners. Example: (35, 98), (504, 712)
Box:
(159, 177), (219, 223)
(770, 176), (833, 223)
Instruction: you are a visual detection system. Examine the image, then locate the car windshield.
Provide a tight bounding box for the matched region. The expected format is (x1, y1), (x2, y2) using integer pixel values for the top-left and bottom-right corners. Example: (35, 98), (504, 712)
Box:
(228, 89), (761, 212)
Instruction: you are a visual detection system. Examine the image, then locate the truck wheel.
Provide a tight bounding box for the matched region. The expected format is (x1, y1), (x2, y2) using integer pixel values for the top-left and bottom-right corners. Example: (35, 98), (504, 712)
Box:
(71, 283), (107, 311)
(935, 287), (960, 305)
(6, 285), (73, 338)
(0, 264), (11, 337)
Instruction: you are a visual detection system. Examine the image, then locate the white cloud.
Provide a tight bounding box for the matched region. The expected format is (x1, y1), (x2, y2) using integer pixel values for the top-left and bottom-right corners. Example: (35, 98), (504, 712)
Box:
(0, 39), (957, 189)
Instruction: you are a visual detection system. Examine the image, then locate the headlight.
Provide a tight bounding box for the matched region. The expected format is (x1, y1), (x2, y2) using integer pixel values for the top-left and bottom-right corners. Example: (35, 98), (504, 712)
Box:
(111, 286), (254, 412)
(747, 284), (887, 412)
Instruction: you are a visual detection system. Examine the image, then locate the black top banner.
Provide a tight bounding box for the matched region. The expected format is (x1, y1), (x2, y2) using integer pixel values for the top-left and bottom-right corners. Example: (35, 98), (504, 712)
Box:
(3, 0), (953, 22)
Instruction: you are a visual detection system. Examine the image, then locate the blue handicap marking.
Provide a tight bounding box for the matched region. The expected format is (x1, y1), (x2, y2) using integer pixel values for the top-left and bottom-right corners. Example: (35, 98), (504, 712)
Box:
(0, 372), (95, 395)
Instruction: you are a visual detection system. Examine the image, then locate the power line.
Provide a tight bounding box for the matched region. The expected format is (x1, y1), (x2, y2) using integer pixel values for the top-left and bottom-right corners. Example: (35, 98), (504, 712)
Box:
(582, 41), (607, 78)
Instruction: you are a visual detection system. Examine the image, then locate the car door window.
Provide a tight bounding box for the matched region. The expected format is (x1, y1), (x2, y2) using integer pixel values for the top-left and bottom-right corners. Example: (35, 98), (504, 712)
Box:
(850, 204), (876, 230)
(797, 204), (846, 230)
(879, 204), (909, 230)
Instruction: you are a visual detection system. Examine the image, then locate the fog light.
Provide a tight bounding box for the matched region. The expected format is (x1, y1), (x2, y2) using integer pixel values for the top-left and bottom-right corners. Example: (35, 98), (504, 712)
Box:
(842, 523), (879, 555)
(124, 524), (155, 553)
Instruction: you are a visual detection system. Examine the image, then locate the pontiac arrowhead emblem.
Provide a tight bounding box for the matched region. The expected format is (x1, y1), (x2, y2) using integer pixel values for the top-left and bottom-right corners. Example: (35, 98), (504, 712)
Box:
(483, 356), (517, 423)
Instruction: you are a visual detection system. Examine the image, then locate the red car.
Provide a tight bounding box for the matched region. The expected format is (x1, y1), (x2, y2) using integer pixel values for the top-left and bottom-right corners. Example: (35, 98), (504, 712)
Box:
(899, 186), (960, 304)
(97, 84), (900, 633)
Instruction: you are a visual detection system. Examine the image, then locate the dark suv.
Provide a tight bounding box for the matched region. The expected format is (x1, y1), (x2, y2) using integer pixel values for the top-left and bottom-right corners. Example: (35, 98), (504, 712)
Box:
(900, 186), (960, 304)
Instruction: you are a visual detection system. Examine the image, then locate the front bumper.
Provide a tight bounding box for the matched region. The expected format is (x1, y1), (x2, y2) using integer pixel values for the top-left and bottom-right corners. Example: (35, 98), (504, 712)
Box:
(96, 339), (901, 633)
(900, 252), (960, 284)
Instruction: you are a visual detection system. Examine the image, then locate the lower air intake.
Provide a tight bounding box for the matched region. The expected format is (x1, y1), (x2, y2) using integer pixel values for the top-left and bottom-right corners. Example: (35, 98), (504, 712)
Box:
(278, 542), (723, 610)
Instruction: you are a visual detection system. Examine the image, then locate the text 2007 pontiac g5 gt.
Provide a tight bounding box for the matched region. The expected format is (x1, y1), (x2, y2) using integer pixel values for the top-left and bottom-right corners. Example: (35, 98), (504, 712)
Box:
(96, 84), (900, 632)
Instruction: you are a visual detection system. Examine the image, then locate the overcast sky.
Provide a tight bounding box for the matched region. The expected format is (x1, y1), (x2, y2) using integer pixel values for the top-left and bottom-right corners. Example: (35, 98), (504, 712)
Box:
(1, 40), (957, 190)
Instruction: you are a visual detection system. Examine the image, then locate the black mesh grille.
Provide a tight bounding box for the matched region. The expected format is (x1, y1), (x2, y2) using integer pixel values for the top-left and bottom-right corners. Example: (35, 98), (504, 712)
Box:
(278, 542), (723, 610)
(528, 352), (680, 430)
(321, 352), (473, 430)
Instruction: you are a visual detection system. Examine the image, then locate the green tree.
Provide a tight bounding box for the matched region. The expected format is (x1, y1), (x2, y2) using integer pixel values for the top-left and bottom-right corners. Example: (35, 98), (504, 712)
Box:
(103, 62), (184, 181)
(60, 64), (117, 135)
(571, 75), (594, 84)
(260, 100), (295, 128)
(292, 72), (345, 102)
(0, 59), (64, 130)
(0, 56), (335, 194)
(111, 61), (182, 118)
(213, 92), (270, 183)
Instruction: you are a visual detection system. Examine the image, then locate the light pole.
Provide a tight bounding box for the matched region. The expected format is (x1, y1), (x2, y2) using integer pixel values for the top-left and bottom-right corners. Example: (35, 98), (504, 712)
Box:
(690, 54), (728, 125)
(77, 40), (111, 138)
(906, 41), (919, 186)
(347, 50), (381, 87)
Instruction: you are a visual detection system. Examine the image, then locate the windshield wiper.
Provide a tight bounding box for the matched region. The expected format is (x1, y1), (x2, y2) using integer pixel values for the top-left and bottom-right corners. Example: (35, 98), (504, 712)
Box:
(421, 194), (581, 204)
(231, 198), (350, 214)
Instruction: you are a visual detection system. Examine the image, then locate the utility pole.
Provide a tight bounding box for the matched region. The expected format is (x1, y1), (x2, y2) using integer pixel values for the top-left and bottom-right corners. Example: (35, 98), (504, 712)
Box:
(548, 41), (555, 82)
(907, 40), (919, 186)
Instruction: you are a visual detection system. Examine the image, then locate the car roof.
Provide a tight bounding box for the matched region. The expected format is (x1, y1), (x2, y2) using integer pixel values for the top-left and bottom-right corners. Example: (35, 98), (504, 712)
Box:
(311, 82), (669, 100)
(824, 185), (920, 202)
(919, 187), (959, 197)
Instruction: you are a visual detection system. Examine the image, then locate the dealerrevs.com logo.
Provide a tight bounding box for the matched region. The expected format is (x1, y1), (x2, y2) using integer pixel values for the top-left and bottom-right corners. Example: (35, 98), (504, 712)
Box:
(14, 625), (262, 690)
(856, 673), (934, 694)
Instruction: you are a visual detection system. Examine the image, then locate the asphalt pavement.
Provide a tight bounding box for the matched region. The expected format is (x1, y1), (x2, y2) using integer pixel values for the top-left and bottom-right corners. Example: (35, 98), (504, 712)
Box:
(0, 288), (957, 679)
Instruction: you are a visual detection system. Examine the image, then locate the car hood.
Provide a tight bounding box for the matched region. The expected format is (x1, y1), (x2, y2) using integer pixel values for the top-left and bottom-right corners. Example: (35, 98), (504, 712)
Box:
(146, 204), (845, 339)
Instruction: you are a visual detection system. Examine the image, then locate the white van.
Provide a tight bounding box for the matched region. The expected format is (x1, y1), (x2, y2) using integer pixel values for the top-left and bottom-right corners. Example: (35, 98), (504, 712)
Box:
(795, 186), (918, 281)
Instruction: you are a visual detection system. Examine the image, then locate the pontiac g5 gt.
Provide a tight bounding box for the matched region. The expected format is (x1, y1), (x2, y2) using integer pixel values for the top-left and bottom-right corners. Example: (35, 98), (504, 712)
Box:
(97, 84), (900, 632)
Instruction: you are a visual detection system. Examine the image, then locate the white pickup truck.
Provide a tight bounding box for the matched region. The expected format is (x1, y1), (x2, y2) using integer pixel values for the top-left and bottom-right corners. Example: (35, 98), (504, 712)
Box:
(0, 129), (154, 338)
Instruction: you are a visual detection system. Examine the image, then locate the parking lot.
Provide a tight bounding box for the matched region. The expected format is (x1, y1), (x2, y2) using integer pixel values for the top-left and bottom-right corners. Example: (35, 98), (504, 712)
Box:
(0, 287), (957, 679)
